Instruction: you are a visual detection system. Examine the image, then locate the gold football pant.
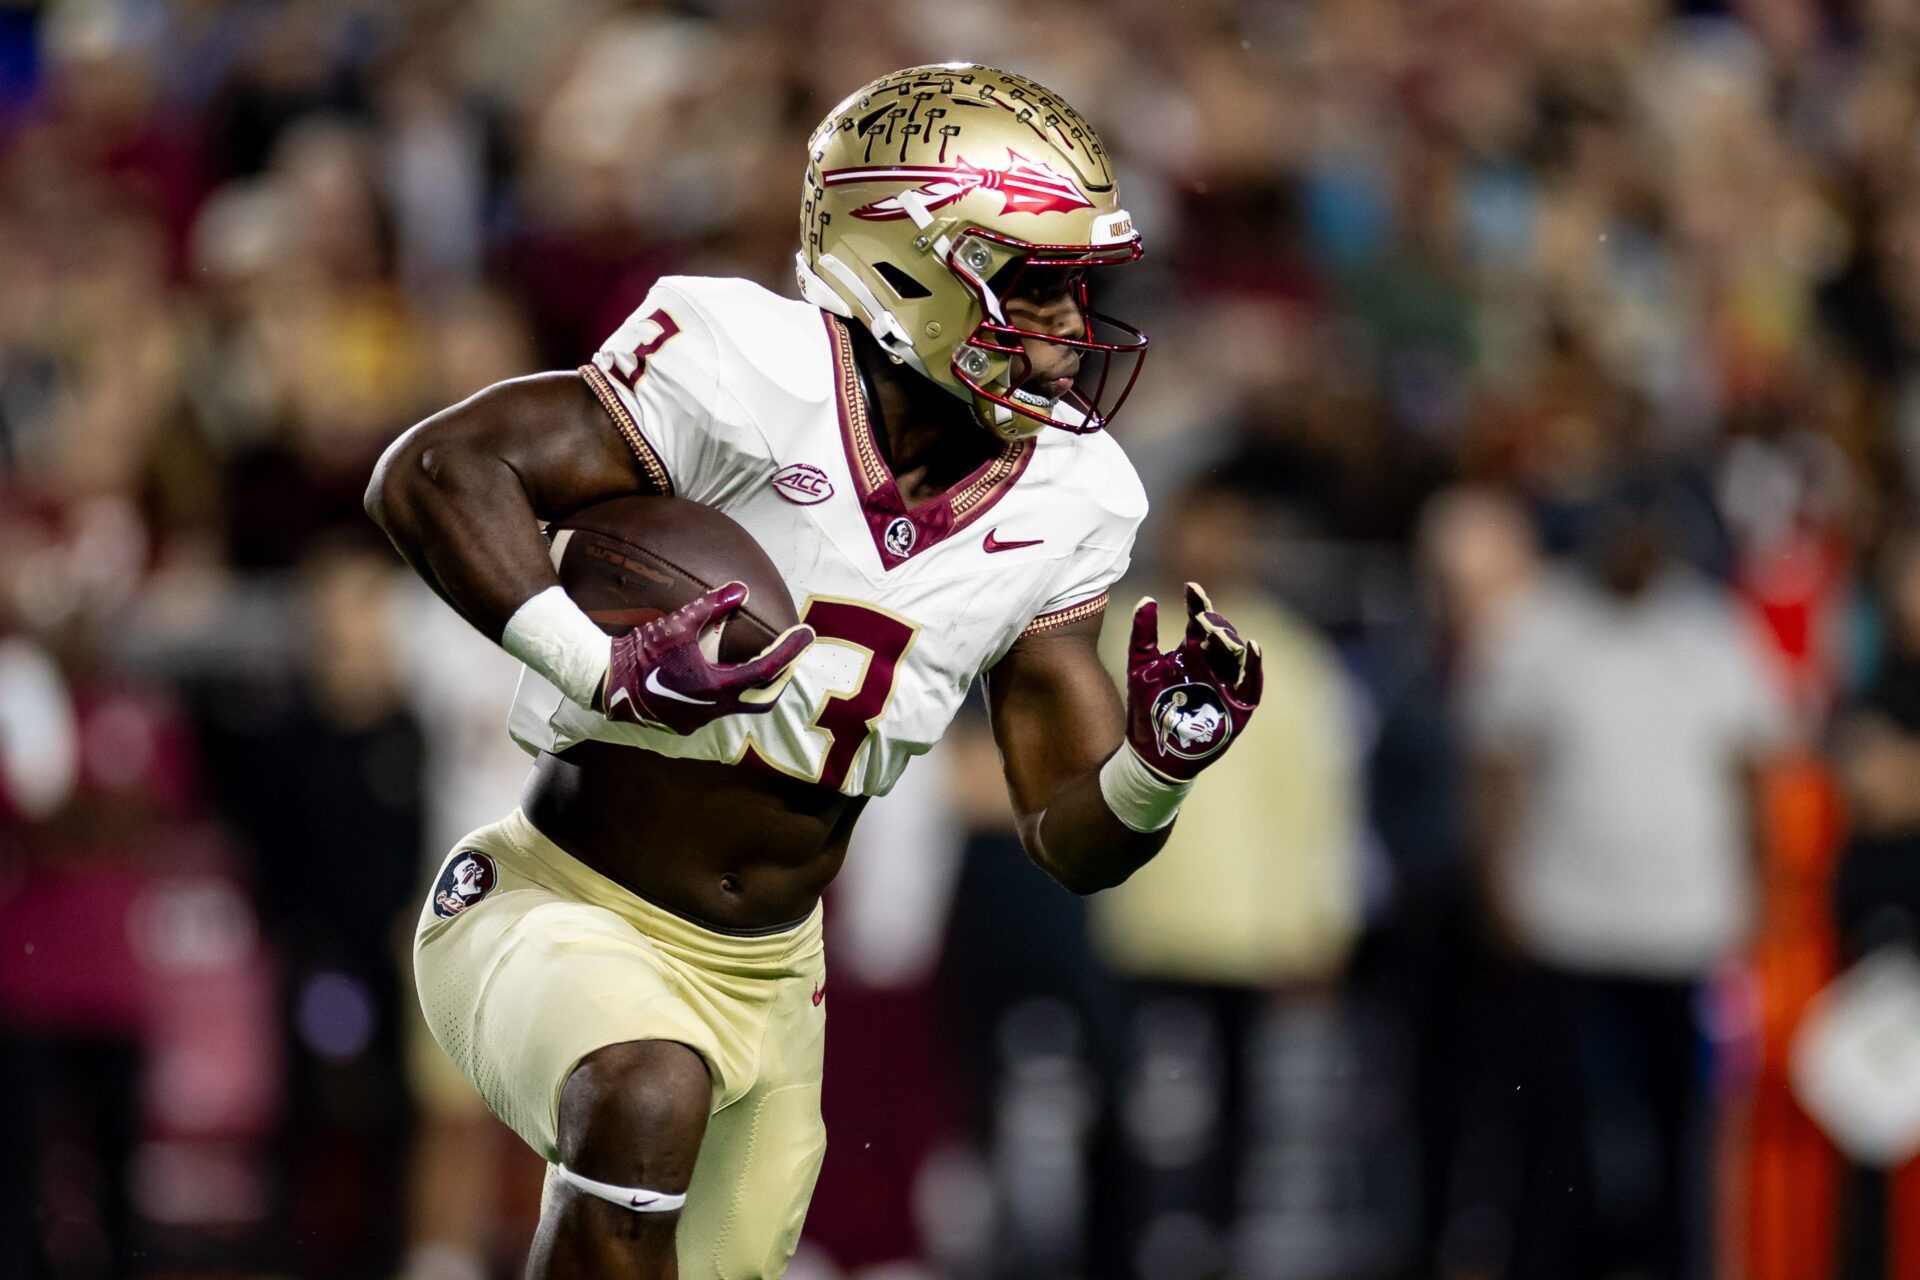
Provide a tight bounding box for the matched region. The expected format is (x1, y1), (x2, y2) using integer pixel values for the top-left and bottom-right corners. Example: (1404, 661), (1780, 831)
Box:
(413, 809), (827, 1279)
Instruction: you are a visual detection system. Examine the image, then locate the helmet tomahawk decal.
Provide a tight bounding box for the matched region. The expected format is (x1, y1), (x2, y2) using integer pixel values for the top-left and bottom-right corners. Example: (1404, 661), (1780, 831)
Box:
(826, 154), (1096, 221)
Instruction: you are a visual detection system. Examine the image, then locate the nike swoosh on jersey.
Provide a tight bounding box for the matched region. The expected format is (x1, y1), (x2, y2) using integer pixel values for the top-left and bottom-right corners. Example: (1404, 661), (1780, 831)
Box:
(644, 669), (716, 705)
(983, 529), (1044, 553)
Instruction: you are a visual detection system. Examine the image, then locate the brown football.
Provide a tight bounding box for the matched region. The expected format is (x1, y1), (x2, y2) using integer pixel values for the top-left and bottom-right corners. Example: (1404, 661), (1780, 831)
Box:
(548, 496), (797, 662)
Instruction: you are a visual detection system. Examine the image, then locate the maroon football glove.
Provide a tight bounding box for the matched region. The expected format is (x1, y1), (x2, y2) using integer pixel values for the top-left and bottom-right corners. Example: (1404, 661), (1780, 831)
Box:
(1124, 583), (1263, 782)
(599, 581), (814, 735)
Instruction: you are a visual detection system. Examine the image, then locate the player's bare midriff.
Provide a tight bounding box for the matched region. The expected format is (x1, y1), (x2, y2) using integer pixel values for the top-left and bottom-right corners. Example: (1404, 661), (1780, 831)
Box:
(520, 739), (865, 933)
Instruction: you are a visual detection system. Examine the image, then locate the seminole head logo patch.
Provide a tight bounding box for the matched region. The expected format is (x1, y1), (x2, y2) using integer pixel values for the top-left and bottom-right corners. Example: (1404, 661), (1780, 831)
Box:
(433, 851), (498, 920)
(1150, 684), (1231, 761)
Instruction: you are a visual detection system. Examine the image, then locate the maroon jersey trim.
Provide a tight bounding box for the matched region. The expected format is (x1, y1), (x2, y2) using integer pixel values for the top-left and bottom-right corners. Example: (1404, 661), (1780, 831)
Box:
(821, 313), (1032, 569)
(579, 363), (674, 497)
(1019, 591), (1109, 638)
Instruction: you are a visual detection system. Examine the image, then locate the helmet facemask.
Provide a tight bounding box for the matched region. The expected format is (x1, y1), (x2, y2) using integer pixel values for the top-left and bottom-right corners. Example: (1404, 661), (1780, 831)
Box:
(944, 229), (1147, 441)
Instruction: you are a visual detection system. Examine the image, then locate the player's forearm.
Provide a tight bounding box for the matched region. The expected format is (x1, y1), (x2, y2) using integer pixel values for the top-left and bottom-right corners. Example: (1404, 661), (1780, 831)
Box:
(1022, 759), (1173, 894)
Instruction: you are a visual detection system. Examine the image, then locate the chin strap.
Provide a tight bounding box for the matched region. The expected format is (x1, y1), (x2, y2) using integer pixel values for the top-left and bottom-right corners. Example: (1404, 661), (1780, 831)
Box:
(551, 1163), (688, 1214)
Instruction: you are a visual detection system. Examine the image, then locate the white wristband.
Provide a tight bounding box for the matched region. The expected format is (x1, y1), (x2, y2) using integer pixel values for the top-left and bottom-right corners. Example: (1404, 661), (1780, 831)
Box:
(501, 585), (609, 709)
(1098, 745), (1193, 833)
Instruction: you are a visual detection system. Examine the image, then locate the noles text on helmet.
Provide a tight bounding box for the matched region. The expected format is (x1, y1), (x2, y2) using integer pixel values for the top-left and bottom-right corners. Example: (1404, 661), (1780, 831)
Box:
(797, 63), (1148, 443)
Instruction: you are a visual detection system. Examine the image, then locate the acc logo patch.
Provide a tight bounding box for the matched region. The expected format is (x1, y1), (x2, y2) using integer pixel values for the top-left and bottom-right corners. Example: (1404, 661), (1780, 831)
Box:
(1150, 683), (1231, 761)
(432, 851), (498, 920)
(771, 462), (834, 505)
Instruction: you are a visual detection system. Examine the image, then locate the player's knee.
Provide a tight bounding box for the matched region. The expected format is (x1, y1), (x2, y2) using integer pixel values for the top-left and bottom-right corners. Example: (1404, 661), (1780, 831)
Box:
(556, 1040), (712, 1194)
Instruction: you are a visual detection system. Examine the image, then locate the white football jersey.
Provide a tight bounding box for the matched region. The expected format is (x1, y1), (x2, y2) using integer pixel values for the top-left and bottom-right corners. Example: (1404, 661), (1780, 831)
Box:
(508, 276), (1147, 797)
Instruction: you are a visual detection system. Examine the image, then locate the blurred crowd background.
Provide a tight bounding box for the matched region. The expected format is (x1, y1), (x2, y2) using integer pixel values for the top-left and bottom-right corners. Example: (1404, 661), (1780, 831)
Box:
(5, 0), (1920, 1277)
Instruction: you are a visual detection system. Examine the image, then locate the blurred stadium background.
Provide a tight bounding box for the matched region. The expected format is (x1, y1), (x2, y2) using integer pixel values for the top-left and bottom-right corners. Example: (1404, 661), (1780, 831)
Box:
(5, 0), (1920, 1277)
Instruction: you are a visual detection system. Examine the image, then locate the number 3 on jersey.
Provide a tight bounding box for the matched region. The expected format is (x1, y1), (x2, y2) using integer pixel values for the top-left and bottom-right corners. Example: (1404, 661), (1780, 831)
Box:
(609, 309), (680, 393)
(744, 597), (917, 791)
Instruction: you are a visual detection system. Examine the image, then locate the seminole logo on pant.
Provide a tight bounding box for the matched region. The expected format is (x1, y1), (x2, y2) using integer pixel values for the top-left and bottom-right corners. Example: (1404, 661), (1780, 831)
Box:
(1150, 683), (1230, 760)
(433, 851), (498, 920)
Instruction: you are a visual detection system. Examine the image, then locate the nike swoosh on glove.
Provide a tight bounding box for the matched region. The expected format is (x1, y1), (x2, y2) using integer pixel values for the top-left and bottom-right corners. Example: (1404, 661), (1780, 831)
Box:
(1122, 582), (1264, 782)
(599, 581), (814, 735)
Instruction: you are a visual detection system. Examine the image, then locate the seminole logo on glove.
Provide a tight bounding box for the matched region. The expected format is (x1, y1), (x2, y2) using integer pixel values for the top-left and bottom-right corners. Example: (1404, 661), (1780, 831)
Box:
(1150, 683), (1231, 760)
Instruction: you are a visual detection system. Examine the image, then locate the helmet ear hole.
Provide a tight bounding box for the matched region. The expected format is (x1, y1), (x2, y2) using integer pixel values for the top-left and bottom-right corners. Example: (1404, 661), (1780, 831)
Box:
(873, 261), (932, 300)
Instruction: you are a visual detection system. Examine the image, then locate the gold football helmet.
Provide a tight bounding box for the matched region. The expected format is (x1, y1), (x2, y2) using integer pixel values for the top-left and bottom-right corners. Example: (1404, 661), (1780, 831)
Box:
(798, 64), (1147, 441)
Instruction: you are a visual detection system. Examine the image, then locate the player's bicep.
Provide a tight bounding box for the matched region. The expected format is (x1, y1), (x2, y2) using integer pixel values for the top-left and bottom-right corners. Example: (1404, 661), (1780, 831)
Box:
(983, 615), (1126, 820)
(421, 370), (656, 518)
(365, 369), (656, 639)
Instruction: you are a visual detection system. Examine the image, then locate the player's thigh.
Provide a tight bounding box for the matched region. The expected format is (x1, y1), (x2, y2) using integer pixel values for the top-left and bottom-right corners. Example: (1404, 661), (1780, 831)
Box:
(416, 890), (724, 1162)
(675, 962), (828, 1279)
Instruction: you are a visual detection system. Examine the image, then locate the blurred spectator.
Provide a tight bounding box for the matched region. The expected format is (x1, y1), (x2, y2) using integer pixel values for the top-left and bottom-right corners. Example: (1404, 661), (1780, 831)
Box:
(1831, 528), (1920, 1278)
(1835, 530), (1920, 958)
(938, 707), (1131, 1280)
(1372, 487), (1542, 934)
(0, 504), (275, 1279)
(1363, 485), (1541, 1277)
(1464, 475), (1793, 1280)
(198, 541), (424, 1276)
(1093, 478), (1370, 1280)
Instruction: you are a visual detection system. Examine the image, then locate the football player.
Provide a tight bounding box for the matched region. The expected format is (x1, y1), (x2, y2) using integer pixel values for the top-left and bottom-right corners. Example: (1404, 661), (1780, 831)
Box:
(367, 64), (1263, 1279)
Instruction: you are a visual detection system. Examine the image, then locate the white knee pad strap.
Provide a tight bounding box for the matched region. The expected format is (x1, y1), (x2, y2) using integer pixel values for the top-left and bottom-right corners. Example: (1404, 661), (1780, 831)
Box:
(552, 1162), (687, 1214)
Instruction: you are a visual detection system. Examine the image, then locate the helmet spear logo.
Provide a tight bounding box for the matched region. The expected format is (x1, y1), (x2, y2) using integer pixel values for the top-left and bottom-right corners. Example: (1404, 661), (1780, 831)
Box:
(824, 153), (1094, 220)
